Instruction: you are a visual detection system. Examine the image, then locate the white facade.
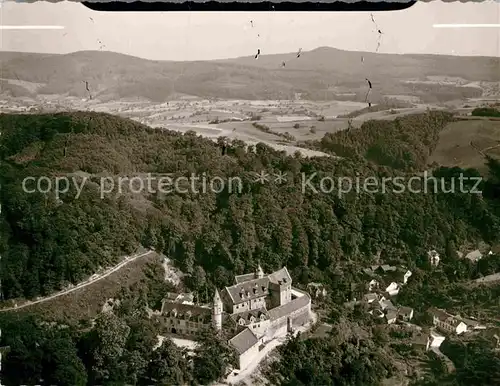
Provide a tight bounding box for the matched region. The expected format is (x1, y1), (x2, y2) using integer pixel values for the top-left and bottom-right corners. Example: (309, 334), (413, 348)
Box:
(385, 282), (400, 296)
(428, 250), (440, 267)
(238, 343), (260, 370)
(428, 331), (445, 349)
(402, 270), (412, 285)
(433, 315), (467, 335)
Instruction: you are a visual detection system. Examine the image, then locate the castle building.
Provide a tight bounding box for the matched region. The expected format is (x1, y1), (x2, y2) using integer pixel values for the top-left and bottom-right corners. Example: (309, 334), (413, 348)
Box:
(157, 265), (312, 370)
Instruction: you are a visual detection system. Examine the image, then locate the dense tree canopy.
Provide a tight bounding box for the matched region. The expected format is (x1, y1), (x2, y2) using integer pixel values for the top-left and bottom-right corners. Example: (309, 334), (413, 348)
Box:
(1, 111), (500, 304)
(1, 111), (500, 385)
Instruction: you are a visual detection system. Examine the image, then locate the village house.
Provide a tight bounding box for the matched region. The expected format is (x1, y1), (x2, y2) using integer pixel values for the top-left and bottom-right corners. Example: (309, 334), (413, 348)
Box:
(465, 249), (483, 262)
(368, 308), (385, 319)
(158, 265), (312, 370)
(385, 282), (400, 296)
(378, 297), (396, 311)
(373, 265), (397, 274)
(397, 306), (414, 322)
(493, 333), (500, 350)
(164, 292), (194, 304)
(363, 293), (379, 304)
(412, 329), (445, 352)
(429, 308), (468, 335)
(307, 282), (327, 299)
(367, 279), (379, 292)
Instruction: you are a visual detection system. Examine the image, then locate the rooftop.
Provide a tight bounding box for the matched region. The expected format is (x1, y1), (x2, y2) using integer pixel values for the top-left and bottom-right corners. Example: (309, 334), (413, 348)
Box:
(161, 301), (211, 322)
(465, 249), (483, 262)
(429, 307), (462, 326)
(224, 277), (270, 305)
(386, 310), (398, 320)
(398, 306), (414, 317)
(229, 327), (259, 355)
(230, 308), (269, 325)
(268, 267), (292, 286)
(268, 292), (310, 321)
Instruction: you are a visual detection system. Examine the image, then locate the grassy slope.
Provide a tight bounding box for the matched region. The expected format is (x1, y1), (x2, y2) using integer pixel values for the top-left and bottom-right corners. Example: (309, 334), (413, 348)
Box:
(430, 119), (500, 173)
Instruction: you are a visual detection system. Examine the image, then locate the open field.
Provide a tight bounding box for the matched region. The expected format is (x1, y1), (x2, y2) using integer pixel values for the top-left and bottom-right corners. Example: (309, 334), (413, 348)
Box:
(5, 93), (497, 160)
(429, 119), (500, 172)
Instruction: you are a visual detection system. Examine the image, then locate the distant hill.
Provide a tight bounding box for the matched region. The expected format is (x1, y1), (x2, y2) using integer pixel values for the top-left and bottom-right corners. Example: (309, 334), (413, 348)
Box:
(0, 47), (498, 102)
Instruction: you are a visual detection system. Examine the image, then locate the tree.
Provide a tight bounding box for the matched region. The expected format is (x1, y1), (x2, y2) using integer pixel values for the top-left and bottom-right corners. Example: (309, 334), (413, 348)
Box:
(193, 327), (238, 384)
(82, 312), (131, 384)
(140, 339), (191, 385)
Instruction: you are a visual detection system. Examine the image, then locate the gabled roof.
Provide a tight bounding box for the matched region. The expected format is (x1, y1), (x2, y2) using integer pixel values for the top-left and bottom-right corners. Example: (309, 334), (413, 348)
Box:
(465, 250), (483, 262)
(386, 310), (398, 321)
(398, 306), (414, 317)
(161, 301), (211, 322)
(235, 273), (257, 284)
(429, 308), (463, 326)
(223, 277), (270, 305)
(428, 250), (439, 258)
(229, 327), (259, 355)
(230, 308), (269, 325)
(379, 299), (396, 310)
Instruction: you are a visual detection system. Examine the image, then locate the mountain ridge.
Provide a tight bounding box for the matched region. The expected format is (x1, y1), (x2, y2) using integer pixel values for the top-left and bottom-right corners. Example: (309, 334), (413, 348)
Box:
(0, 47), (498, 102)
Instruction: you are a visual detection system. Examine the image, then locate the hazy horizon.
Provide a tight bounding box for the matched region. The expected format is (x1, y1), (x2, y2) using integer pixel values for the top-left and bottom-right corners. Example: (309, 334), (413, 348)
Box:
(2, 45), (499, 63)
(0, 0), (499, 60)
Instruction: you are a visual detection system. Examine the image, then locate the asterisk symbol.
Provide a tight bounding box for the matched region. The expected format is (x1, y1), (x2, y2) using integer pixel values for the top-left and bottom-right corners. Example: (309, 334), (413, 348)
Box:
(274, 171), (288, 184)
(253, 170), (270, 184)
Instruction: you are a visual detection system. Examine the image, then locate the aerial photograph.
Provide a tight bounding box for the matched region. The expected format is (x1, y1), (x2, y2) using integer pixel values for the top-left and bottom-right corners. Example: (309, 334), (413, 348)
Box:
(0, 0), (499, 385)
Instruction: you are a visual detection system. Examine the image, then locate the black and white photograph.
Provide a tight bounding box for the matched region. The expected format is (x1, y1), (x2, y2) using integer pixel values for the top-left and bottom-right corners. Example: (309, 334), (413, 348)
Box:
(0, 1), (500, 385)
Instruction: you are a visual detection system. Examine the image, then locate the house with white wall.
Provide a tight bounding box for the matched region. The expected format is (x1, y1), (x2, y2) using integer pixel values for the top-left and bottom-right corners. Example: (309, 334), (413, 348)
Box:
(429, 308), (467, 335)
(428, 250), (440, 267)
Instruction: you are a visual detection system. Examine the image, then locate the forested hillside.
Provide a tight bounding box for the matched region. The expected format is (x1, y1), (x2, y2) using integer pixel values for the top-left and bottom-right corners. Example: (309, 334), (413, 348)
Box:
(1, 49), (496, 102)
(1, 111), (500, 303)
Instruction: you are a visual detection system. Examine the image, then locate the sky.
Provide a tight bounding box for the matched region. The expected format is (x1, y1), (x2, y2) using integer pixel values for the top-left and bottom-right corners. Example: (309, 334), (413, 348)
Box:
(0, 0), (499, 60)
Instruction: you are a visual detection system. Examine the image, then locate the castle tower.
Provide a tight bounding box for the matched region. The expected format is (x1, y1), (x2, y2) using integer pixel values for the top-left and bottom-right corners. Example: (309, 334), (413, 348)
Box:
(255, 264), (264, 279)
(212, 289), (223, 331)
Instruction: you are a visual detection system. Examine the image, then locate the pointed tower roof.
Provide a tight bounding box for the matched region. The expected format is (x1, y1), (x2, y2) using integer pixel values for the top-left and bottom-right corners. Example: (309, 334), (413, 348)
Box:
(256, 264), (264, 279)
(213, 288), (222, 303)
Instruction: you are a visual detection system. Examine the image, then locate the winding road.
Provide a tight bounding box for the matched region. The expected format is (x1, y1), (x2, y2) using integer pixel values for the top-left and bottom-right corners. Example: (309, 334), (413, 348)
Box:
(0, 249), (155, 312)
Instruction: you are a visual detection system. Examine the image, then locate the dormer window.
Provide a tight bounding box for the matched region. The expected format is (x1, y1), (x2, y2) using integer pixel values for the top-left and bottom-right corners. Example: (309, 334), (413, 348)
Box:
(250, 316), (256, 323)
(239, 318), (245, 325)
(262, 286), (266, 292)
(253, 288), (257, 294)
